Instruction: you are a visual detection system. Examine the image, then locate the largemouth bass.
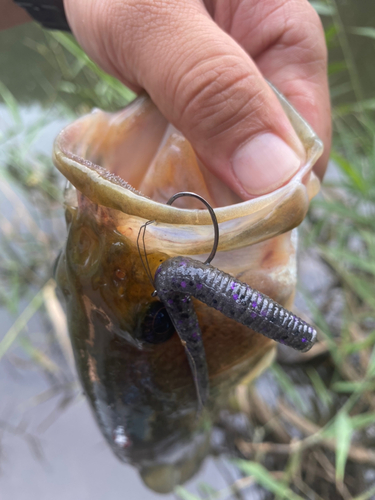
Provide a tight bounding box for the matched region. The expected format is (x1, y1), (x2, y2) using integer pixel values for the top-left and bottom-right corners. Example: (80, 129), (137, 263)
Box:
(53, 88), (322, 493)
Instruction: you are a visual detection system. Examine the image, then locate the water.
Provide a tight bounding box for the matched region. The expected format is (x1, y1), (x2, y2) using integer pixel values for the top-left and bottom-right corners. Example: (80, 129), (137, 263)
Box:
(0, 102), (239, 498)
(1, 3), (375, 499)
(0, 26), (245, 500)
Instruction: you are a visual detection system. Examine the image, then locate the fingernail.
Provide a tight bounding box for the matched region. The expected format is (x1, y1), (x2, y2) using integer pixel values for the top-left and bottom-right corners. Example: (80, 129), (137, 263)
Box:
(232, 133), (305, 196)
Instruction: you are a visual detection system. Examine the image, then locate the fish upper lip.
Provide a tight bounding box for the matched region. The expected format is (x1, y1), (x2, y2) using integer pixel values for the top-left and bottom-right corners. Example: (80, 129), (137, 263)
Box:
(53, 88), (322, 227)
(53, 147), (317, 225)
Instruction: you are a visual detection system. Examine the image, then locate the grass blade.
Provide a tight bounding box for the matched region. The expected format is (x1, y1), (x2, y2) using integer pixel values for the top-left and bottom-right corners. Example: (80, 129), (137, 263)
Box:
(350, 27), (375, 40)
(310, 2), (334, 16)
(335, 412), (353, 483)
(233, 460), (304, 500)
(174, 486), (202, 500)
(354, 485), (375, 500)
(330, 149), (367, 191)
(0, 282), (49, 361)
(48, 32), (135, 102)
(366, 345), (375, 378)
(270, 364), (307, 412)
(0, 80), (22, 125)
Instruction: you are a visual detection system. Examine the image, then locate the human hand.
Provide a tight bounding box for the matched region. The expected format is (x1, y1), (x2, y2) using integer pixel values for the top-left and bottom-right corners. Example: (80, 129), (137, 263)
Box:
(63, 0), (331, 199)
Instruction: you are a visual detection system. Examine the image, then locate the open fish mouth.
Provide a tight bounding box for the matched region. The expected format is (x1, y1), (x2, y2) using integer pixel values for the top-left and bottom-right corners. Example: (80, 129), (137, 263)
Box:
(53, 84), (322, 398)
(53, 87), (322, 256)
(52, 86), (323, 485)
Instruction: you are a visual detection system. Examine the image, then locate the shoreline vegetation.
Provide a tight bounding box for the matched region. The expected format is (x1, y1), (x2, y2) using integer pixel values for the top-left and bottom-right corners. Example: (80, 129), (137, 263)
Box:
(1, 1), (375, 498)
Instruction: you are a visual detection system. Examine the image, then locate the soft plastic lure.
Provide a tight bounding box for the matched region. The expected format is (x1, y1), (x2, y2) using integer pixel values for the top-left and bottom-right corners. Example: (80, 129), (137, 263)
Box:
(139, 192), (317, 407)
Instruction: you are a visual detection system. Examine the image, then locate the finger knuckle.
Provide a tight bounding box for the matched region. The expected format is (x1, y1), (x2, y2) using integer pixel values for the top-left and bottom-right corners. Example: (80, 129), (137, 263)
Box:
(281, 1), (327, 68)
(92, 0), (170, 73)
(175, 56), (264, 139)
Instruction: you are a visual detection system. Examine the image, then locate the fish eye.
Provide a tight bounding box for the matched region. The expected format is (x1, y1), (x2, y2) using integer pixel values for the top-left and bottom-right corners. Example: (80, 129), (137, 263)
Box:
(141, 302), (175, 344)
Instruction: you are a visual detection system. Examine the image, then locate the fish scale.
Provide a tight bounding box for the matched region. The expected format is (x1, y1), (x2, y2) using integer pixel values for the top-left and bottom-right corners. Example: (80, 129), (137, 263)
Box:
(53, 89), (324, 480)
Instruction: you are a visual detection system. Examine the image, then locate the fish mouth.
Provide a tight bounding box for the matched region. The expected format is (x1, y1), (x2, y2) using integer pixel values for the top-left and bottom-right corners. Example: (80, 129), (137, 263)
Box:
(53, 91), (323, 472)
(53, 89), (322, 256)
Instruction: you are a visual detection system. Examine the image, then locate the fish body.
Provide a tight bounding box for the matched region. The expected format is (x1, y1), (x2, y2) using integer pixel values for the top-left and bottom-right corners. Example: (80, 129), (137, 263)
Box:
(53, 90), (323, 492)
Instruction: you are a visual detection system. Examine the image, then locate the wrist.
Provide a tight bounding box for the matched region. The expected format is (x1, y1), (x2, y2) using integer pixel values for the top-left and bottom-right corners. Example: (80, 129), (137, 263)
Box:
(0, 0), (31, 29)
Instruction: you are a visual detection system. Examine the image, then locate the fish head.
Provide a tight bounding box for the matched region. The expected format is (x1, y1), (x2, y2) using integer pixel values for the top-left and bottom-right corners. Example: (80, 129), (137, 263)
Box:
(53, 87), (323, 491)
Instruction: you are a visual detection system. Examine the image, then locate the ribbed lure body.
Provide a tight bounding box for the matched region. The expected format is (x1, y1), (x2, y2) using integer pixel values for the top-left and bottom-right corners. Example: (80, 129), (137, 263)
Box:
(155, 256), (316, 351)
(153, 264), (210, 407)
(154, 257), (317, 402)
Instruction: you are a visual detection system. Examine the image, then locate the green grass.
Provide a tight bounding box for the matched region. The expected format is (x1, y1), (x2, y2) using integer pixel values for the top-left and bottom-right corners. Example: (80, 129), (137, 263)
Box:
(0, 1), (375, 498)
(176, 1), (375, 499)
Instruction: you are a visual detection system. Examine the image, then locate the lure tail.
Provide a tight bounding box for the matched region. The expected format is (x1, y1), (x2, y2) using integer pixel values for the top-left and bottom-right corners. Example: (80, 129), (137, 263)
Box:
(153, 277), (210, 408)
(155, 256), (317, 404)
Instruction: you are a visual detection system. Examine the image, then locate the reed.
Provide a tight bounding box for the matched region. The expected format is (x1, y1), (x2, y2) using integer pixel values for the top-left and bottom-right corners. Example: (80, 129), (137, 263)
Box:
(0, 1), (374, 497)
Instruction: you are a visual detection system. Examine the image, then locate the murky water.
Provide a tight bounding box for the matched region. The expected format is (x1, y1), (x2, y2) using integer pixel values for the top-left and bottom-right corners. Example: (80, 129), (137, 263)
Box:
(1, 2), (375, 499)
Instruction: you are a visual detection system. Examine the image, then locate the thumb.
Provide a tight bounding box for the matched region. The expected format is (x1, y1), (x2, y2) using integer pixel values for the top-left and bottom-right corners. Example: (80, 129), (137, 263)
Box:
(64, 0), (306, 199)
